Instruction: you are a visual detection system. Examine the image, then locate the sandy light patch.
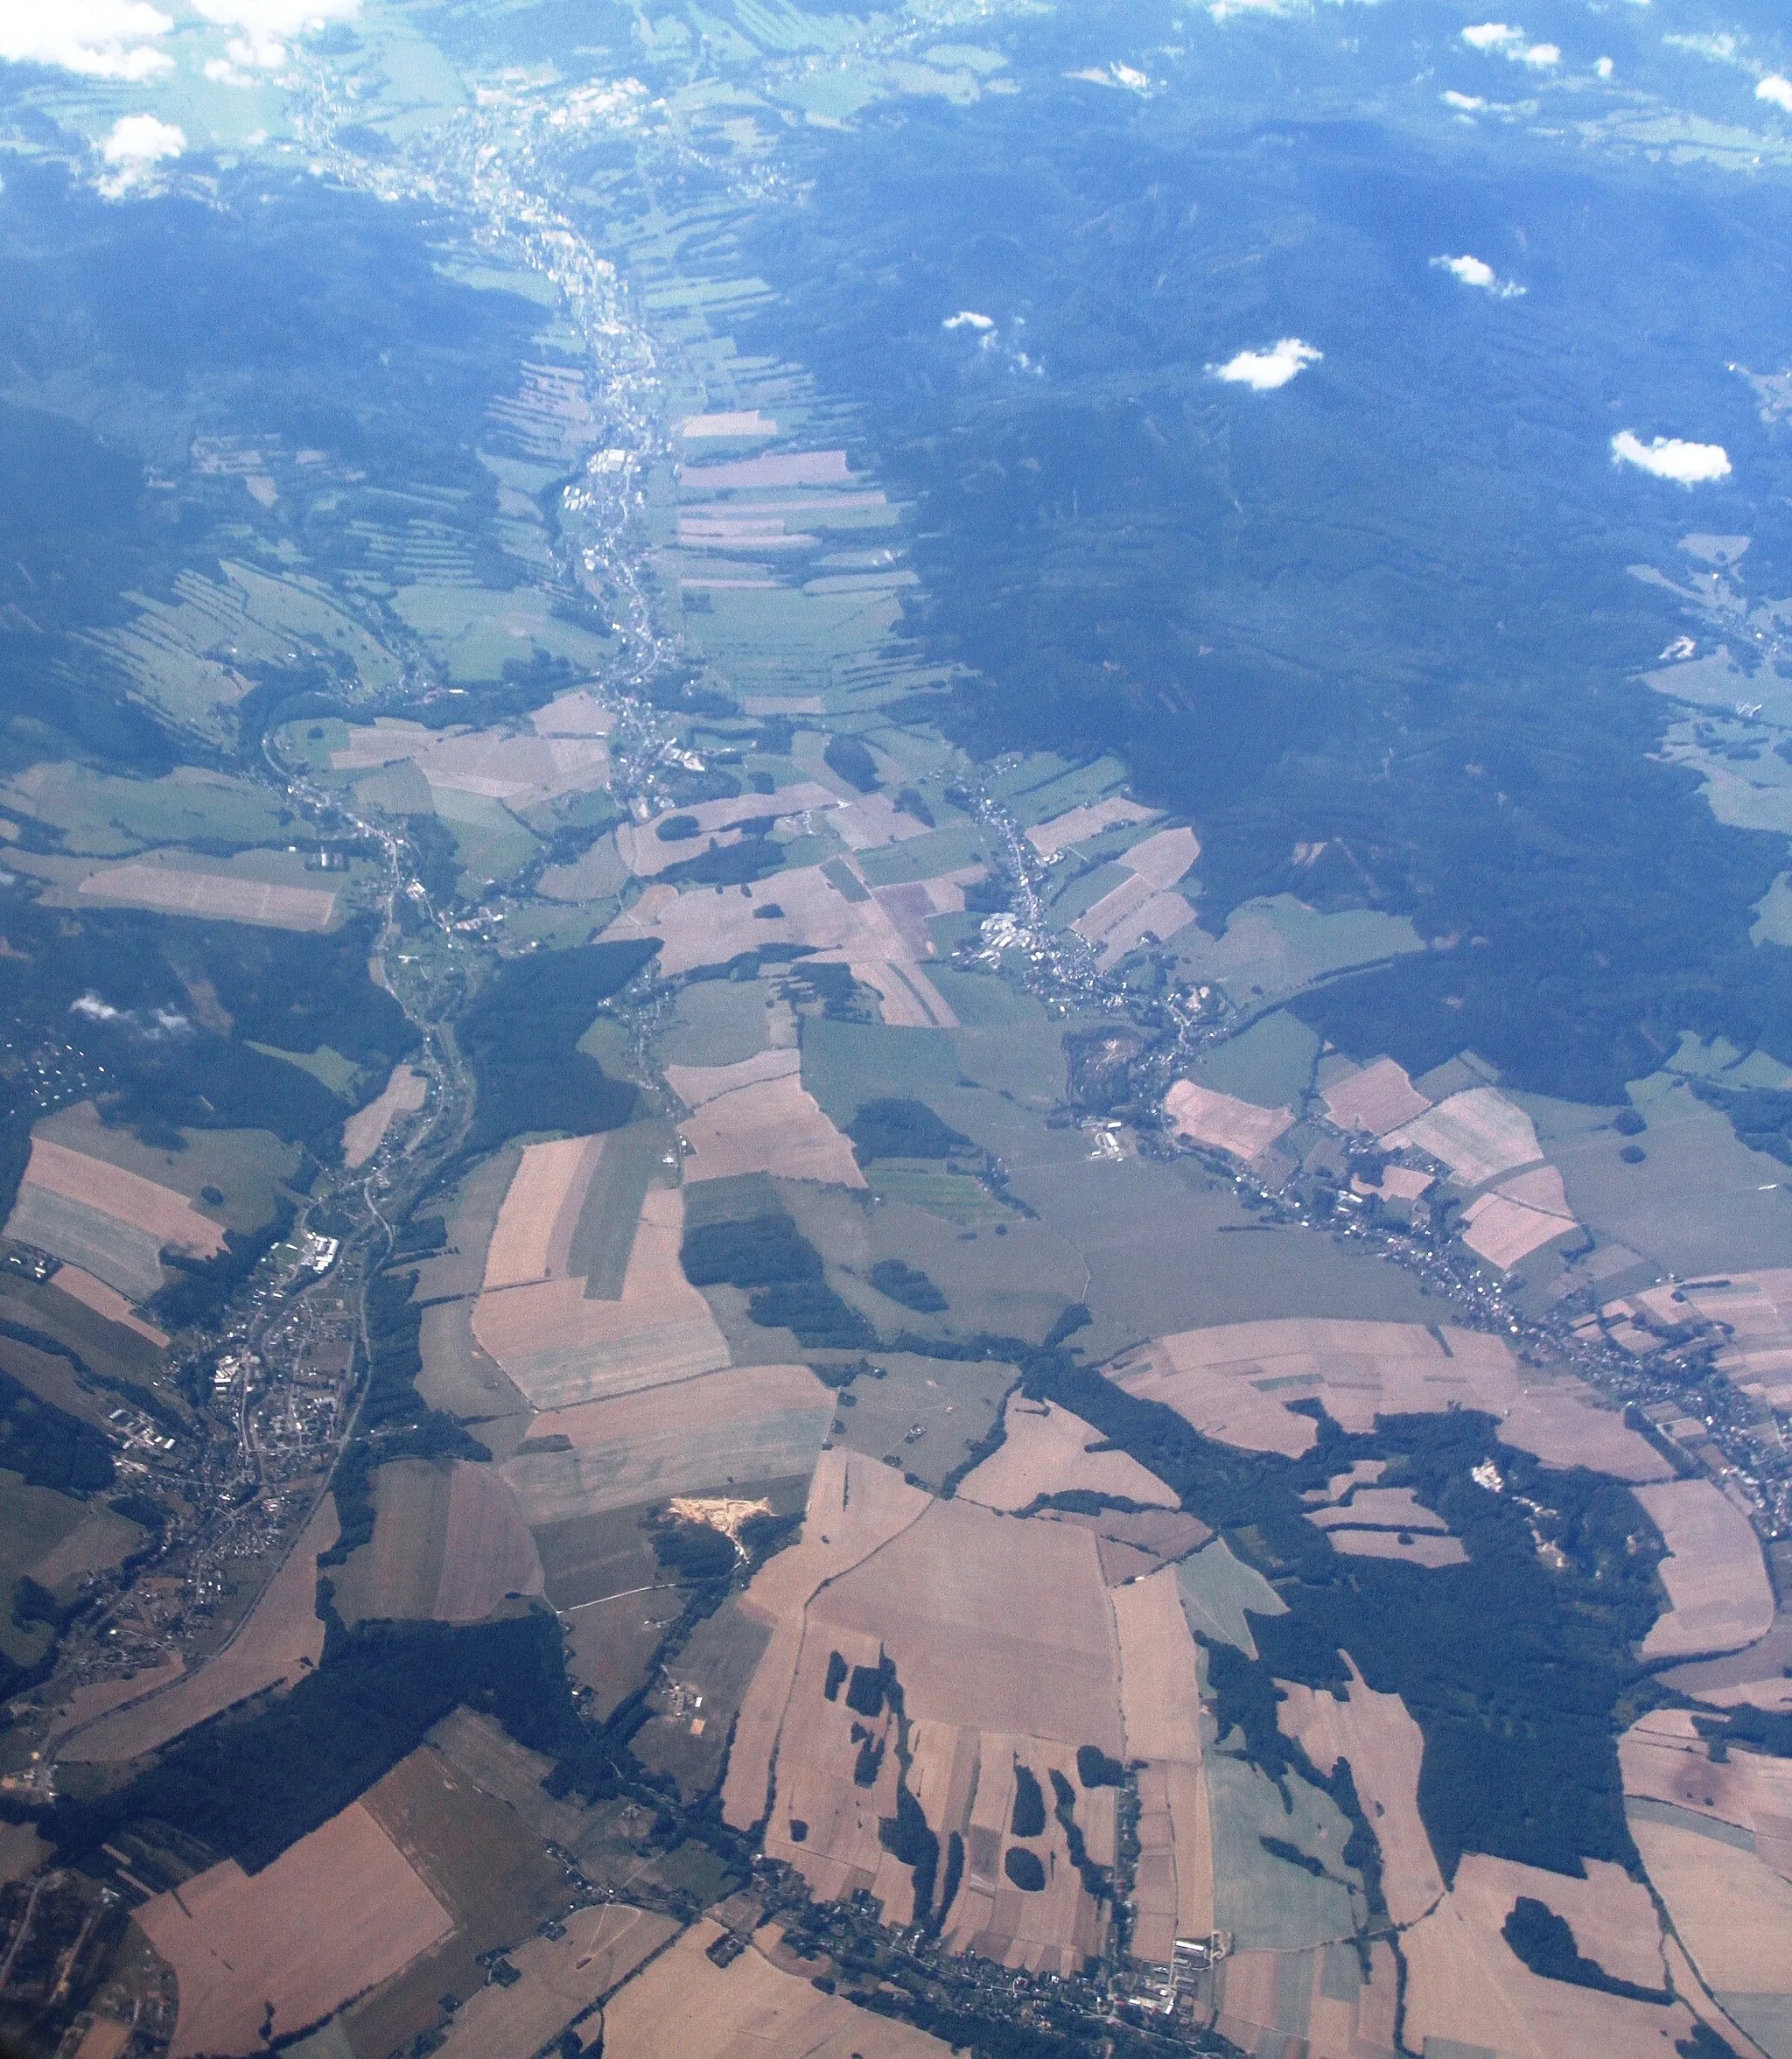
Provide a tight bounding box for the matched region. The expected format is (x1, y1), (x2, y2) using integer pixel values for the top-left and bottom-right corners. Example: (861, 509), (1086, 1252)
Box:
(61, 1497), (337, 1762)
(1110, 1317), (1669, 1481)
(1386, 1085), (1544, 1188)
(666, 1048), (864, 1187)
(957, 1396), (1177, 1512)
(472, 1186), (729, 1411)
(1320, 1056), (1431, 1138)
(500, 1362), (833, 1527)
(677, 450), (854, 491)
(530, 689), (613, 737)
(343, 1063), (428, 1169)
(74, 861), (337, 930)
(1635, 1480), (1774, 1659)
(1162, 1080), (1294, 1162)
(137, 1800), (452, 2059)
(332, 718), (607, 806)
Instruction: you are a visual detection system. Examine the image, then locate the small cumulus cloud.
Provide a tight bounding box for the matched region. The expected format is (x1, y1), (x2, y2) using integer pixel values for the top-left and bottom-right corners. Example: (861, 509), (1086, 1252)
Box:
(1462, 23), (1559, 67)
(70, 993), (123, 1022)
(99, 111), (186, 193)
(0, 0), (172, 80)
(1211, 339), (1321, 391)
(1758, 75), (1792, 113)
(1443, 89), (1488, 110)
(1611, 431), (1732, 485)
(942, 311), (995, 332)
(192, 0), (360, 77)
(1432, 253), (1525, 298)
(1595, 56), (1614, 81)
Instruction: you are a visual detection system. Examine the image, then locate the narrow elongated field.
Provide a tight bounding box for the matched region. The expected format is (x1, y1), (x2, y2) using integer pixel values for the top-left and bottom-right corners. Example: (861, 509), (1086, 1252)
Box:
(343, 1062), (428, 1168)
(432, 1460), (543, 1620)
(136, 1799), (452, 2058)
(601, 1918), (951, 2058)
(1113, 1566), (1212, 1960)
(1635, 1480), (1774, 1658)
(64, 1496), (337, 1761)
(957, 1396), (1178, 1512)
(1110, 1317), (1670, 1480)
(1026, 797), (1154, 854)
(74, 860), (337, 928)
(6, 1137), (226, 1305)
(1162, 1080), (1293, 1162)
(483, 1134), (607, 1288)
(1276, 1655), (1443, 1924)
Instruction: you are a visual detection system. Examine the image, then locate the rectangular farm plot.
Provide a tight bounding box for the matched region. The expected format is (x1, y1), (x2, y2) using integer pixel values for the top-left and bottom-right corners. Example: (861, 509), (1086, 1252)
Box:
(1319, 1056), (1431, 1138)
(1162, 1080), (1294, 1164)
(1621, 1709), (1792, 1880)
(666, 1048), (864, 1187)
(600, 1917), (953, 2059)
(433, 1460), (543, 1621)
(472, 1186), (730, 1411)
(7, 1138), (226, 1302)
(73, 858), (337, 929)
(1636, 1480), (1774, 1659)
(1110, 1317), (1670, 1481)
(137, 1799), (452, 2059)
(957, 1397), (1177, 1512)
(1026, 796), (1156, 856)
(434, 1905), (676, 2059)
(500, 1362), (833, 1527)
(1461, 1160), (1580, 1271)
(483, 1134), (607, 1288)
(1385, 1084), (1544, 1187)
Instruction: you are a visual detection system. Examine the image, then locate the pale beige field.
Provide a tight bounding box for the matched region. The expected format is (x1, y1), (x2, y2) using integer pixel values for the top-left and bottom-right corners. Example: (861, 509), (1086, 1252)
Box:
(957, 1397), (1178, 1512)
(138, 1798), (452, 2058)
(46, 1263), (168, 1345)
(65, 1496), (338, 1762)
(722, 1449), (932, 1831)
(1161, 1079), (1294, 1162)
(1074, 873), (1197, 964)
(483, 1134), (607, 1288)
(432, 1460), (544, 1621)
(343, 1062), (428, 1168)
(1328, 1529), (1467, 1566)
(1678, 1270), (1792, 1413)
(74, 860), (338, 928)
(1375, 1164), (1435, 1201)
(473, 1187), (730, 1411)
(332, 1460), (452, 1625)
(1214, 1938), (1402, 2059)
(1629, 1811), (1792, 2005)
(1402, 1852), (1709, 2059)
(1110, 1318), (1670, 1481)
(1320, 1056), (1431, 1138)
(46, 1657), (186, 1744)
(1306, 1484), (1446, 1531)
(437, 1904), (676, 2059)
(1386, 1085), (1544, 1187)
(665, 1049), (864, 1187)
(1462, 1183), (1579, 1270)
(1278, 1655), (1442, 1924)
(500, 1362), (832, 1527)
(1117, 825), (1201, 889)
(1621, 1709), (1792, 1882)
(1634, 1480), (1774, 1658)
(600, 1917), (952, 2059)
(679, 448), (854, 489)
(1112, 1566), (1212, 1958)
(531, 688), (614, 737)
(616, 781), (838, 877)
(1026, 796), (1155, 856)
(12, 1138), (226, 1258)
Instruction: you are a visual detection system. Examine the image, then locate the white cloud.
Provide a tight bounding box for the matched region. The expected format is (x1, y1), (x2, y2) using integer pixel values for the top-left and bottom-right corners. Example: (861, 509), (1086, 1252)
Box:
(1462, 22), (1558, 67)
(943, 311), (995, 332)
(1758, 75), (1792, 113)
(0, 0), (172, 79)
(70, 992), (122, 1022)
(1611, 431), (1732, 485)
(1432, 253), (1525, 298)
(1211, 338), (1321, 390)
(1595, 56), (1614, 81)
(1443, 89), (1488, 109)
(191, 0), (360, 72)
(98, 110), (185, 192)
